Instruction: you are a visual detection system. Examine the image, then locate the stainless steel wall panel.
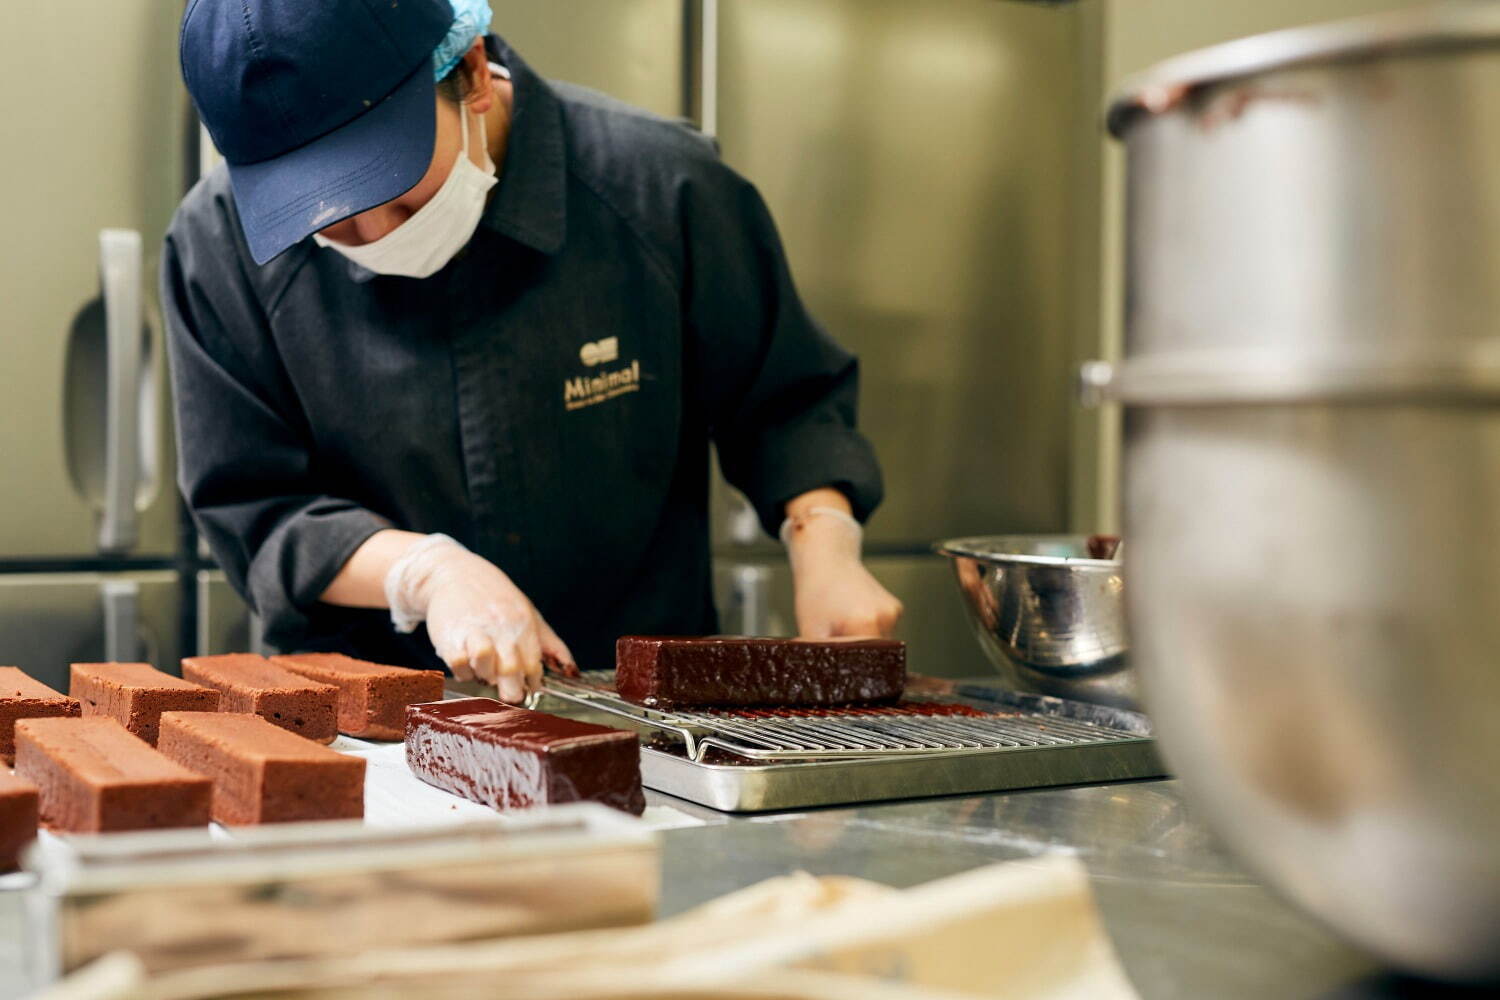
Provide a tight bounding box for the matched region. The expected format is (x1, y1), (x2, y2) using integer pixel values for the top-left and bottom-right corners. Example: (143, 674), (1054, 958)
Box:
(0, 571), (184, 689)
(489, 0), (688, 117)
(712, 0), (1091, 545)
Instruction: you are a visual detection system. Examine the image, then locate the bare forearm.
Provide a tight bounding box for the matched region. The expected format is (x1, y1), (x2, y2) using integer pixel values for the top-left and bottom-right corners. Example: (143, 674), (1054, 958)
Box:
(319, 528), (426, 607)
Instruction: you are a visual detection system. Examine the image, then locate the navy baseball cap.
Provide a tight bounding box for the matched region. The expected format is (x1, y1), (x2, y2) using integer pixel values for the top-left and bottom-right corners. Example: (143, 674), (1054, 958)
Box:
(180, 0), (456, 265)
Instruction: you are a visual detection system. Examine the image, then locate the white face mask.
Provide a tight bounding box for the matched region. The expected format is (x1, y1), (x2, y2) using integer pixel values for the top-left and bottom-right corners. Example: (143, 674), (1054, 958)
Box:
(314, 101), (497, 278)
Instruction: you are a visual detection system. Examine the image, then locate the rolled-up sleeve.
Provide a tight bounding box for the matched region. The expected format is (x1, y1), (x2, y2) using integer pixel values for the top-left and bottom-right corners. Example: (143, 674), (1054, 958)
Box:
(683, 163), (884, 535)
(161, 205), (391, 647)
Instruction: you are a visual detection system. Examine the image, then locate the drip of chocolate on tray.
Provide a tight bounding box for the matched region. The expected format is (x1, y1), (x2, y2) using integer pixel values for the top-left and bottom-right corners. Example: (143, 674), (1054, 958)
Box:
(1086, 535), (1122, 560)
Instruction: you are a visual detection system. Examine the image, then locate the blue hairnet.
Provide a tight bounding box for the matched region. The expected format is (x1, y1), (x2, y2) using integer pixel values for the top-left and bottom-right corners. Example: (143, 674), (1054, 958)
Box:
(432, 0), (493, 81)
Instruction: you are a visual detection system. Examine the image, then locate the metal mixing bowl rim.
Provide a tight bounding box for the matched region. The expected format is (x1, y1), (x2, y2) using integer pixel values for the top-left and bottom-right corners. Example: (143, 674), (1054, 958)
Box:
(932, 536), (1121, 570)
(1107, 2), (1500, 136)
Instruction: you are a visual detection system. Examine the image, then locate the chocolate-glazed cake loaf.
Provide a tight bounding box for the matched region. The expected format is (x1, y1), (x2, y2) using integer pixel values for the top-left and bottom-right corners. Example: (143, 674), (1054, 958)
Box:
(0, 667), (80, 766)
(615, 636), (907, 710)
(406, 698), (644, 816)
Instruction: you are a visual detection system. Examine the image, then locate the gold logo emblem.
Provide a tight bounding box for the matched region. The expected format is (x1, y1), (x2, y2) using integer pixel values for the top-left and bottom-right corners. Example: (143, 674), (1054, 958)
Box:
(579, 337), (620, 367)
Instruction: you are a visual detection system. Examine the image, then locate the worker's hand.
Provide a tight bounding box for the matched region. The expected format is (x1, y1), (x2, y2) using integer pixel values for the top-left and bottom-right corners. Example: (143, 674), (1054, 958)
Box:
(785, 508), (903, 639)
(385, 535), (575, 702)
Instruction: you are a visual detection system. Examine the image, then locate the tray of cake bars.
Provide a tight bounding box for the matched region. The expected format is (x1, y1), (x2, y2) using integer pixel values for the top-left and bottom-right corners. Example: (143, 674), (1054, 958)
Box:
(532, 637), (1166, 813)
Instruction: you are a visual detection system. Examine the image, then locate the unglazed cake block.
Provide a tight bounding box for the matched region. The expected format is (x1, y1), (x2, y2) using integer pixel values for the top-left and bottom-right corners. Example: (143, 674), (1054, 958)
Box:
(157, 712), (365, 825)
(615, 636), (907, 709)
(14, 717), (211, 833)
(0, 666), (81, 766)
(0, 770), (39, 871)
(182, 654), (339, 744)
(71, 662), (221, 746)
(406, 698), (645, 815)
(273, 653), (445, 740)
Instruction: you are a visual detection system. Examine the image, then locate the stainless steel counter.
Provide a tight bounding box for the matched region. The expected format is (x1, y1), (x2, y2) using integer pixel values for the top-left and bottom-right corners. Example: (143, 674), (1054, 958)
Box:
(1, 778), (1404, 999)
(651, 779), (1390, 1000)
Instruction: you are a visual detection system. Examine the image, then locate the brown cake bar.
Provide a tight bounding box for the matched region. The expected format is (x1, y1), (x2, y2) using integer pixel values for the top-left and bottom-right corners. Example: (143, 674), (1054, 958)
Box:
(273, 653), (444, 740)
(615, 636), (907, 709)
(182, 654), (339, 744)
(406, 698), (645, 816)
(158, 712), (365, 825)
(1, 667), (81, 766)
(71, 662), (221, 746)
(14, 717), (211, 833)
(0, 770), (39, 871)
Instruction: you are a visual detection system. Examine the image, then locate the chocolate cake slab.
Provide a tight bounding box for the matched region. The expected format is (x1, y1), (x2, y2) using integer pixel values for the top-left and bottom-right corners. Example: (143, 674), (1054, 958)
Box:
(182, 654), (340, 744)
(406, 698), (644, 815)
(0, 667), (81, 766)
(615, 636), (906, 709)
(0, 770), (39, 871)
(158, 712), (365, 825)
(272, 653), (444, 740)
(14, 716), (211, 833)
(70, 662), (221, 746)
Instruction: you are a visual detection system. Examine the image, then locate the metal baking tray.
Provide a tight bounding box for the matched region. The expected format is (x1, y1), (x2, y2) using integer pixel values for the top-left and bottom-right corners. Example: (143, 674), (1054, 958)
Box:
(538, 675), (1166, 813)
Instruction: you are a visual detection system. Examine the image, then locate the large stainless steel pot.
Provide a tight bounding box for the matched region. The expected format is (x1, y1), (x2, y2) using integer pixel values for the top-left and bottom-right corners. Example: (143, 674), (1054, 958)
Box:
(1092, 3), (1500, 981)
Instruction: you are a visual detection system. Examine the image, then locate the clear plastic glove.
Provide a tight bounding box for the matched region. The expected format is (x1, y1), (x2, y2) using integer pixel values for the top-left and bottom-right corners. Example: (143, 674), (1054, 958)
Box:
(783, 509), (904, 639)
(385, 534), (576, 702)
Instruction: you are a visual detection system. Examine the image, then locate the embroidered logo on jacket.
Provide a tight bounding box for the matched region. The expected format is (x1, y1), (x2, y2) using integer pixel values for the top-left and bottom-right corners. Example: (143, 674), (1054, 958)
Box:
(579, 337), (620, 367)
(564, 359), (641, 411)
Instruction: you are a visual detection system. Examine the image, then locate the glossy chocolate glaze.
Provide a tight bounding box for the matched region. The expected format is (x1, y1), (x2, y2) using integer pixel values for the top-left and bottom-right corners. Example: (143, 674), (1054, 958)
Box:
(615, 637), (906, 709)
(405, 699), (644, 815)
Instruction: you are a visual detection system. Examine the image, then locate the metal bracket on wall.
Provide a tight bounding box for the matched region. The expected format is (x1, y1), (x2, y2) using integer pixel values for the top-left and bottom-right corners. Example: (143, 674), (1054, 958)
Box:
(101, 579), (140, 663)
(98, 230), (145, 555)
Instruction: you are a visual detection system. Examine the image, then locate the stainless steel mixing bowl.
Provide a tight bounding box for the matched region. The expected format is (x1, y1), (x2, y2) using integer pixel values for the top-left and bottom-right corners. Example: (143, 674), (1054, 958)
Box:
(935, 535), (1137, 710)
(1096, 5), (1500, 980)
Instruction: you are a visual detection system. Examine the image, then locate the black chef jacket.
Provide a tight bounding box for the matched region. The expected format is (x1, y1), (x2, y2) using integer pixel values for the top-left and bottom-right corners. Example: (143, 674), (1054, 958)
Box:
(161, 35), (883, 672)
